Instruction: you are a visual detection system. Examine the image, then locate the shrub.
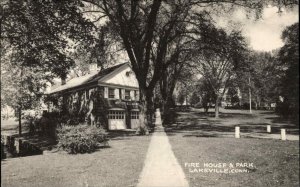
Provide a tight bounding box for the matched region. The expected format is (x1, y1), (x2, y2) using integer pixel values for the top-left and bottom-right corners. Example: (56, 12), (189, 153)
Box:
(135, 126), (149, 135)
(57, 124), (108, 154)
(1, 138), (6, 159)
(275, 101), (296, 118)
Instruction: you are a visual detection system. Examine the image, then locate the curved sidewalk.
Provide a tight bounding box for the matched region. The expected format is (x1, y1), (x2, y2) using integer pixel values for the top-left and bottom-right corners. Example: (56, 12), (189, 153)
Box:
(137, 127), (189, 187)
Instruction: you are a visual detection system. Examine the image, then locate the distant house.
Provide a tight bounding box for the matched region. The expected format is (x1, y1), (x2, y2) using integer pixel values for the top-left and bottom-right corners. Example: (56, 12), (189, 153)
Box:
(47, 63), (141, 130)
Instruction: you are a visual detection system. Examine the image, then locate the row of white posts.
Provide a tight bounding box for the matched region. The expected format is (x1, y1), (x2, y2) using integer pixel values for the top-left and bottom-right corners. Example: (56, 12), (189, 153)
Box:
(235, 125), (287, 140)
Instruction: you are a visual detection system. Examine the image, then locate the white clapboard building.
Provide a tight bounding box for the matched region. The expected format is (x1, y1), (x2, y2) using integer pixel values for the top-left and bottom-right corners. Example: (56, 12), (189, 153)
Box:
(47, 62), (140, 130)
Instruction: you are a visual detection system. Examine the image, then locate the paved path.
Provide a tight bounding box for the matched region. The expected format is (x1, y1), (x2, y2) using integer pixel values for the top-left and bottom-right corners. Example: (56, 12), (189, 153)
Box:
(137, 127), (189, 187)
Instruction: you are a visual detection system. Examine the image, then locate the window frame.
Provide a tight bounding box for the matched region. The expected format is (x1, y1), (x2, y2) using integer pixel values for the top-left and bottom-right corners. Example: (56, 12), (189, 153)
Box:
(108, 110), (125, 119)
(125, 89), (131, 100)
(131, 111), (139, 119)
(108, 88), (115, 99)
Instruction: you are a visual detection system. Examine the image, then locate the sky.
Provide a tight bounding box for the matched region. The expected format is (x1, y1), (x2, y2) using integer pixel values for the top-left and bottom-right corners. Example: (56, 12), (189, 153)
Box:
(215, 6), (299, 52)
(82, 4), (298, 53)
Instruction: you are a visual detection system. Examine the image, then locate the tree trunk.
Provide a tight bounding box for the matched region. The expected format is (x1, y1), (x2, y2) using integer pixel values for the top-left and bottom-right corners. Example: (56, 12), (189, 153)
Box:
(162, 96), (174, 124)
(18, 107), (22, 136)
(215, 97), (220, 118)
(137, 88), (154, 135)
(161, 82), (176, 124)
(204, 104), (209, 114)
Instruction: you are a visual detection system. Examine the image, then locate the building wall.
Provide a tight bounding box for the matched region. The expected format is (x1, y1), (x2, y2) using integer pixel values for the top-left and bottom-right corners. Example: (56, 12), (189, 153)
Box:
(101, 65), (139, 88)
(48, 64), (141, 129)
(49, 85), (140, 129)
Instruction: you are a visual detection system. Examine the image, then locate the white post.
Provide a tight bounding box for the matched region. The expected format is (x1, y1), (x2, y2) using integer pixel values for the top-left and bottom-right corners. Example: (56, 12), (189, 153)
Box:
(281, 129), (286, 140)
(267, 125), (271, 133)
(235, 126), (240, 138)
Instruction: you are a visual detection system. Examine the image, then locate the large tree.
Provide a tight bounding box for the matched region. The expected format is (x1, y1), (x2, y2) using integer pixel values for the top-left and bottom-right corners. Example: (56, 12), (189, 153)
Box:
(2, 0), (297, 134)
(1, 0), (95, 79)
(1, 53), (50, 135)
(1, 0), (95, 135)
(193, 24), (249, 118)
(80, 0), (291, 131)
(236, 51), (282, 109)
(159, 45), (194, 122)
(193, 77), (216, 113)
(277, 22), (299, 119)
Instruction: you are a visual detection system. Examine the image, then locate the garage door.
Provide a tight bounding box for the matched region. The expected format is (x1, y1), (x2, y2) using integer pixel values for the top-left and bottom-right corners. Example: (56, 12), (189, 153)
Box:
(130, 110), (139, 129)
(108, 110), (126, 130)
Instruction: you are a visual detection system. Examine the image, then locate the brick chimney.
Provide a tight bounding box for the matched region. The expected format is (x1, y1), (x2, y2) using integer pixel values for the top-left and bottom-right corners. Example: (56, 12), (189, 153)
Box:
(61, 77), (66, 85)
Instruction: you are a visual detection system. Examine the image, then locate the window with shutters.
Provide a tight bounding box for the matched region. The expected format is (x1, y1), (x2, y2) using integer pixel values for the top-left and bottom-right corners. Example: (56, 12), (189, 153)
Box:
(108, 88), (115, 98)
(125, 90), (130, 100)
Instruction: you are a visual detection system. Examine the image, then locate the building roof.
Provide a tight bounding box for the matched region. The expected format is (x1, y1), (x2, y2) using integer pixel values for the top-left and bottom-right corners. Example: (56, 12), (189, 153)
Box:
(48, 63), (128, 94)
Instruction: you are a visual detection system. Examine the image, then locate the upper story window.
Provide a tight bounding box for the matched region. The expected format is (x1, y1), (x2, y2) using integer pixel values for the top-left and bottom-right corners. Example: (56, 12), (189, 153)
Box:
(125, 90), (130, 100)
(109, 88), (115, 98)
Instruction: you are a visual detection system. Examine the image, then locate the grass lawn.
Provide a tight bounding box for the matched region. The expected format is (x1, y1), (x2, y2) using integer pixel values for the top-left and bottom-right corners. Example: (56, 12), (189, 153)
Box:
(1, 133), (151, 187)
(174, 108), (299, 135)
(167, 108), (299, 187)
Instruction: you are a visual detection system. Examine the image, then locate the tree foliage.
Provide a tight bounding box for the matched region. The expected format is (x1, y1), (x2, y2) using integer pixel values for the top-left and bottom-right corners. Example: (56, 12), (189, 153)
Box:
(1, 0), (96, 108)
(2, 0), (95, 79)
(1, 0), (298, 131)
(277, 22), (299, 118)
(1, 0), (97, 135)
(193, 22), (249, 117)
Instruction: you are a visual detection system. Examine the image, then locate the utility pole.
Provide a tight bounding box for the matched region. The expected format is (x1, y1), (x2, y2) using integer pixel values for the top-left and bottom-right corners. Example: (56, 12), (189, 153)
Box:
(18, 107), (22, 136)
(18, 65), (23, 137)
(249, 77), (252, 114)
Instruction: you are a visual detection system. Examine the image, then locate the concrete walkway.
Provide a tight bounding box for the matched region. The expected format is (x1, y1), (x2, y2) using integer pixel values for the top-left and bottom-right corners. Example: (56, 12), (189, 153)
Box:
(137, 127), (189, 187)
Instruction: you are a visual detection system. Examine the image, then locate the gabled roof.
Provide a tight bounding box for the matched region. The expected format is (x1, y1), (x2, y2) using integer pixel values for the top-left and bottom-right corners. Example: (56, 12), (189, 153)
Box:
(48, 62), (128, 94)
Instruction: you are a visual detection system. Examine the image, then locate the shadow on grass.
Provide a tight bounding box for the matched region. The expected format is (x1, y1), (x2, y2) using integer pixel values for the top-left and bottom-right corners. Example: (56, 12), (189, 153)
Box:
(266, 116), (299, 125)
(165, 110), (299, 137)
(189, 111), (255, 118)
(259, 111), (276, 115)
(108, 130), (139, 140)
(21, 134), (58, 151)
